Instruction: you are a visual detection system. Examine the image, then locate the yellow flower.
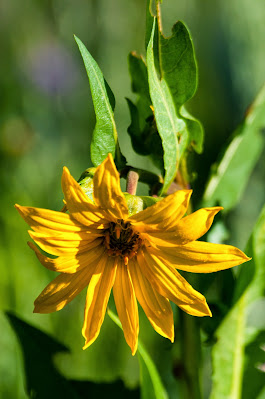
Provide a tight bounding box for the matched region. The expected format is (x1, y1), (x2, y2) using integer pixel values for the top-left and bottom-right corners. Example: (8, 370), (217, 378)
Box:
(15, 154), (250, 355)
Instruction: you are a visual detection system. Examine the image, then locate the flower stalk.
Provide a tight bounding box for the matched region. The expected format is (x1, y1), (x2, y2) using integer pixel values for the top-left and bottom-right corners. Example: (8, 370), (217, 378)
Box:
(126, 170), (139, 195)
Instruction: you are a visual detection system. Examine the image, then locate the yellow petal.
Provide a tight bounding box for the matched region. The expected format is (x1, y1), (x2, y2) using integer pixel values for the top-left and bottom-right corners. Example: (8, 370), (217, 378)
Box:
(15, 204), (86, 234)
(82, 255), (117, 350)
(28, 240), (105, 273)
(130, 190), (192, 229)
(128, 259), (174, 342)
(28, 230), (101, 256)
(113, 261), (139, 355)
(93, 154), (128, 220)
(137, 249), (211, 317)
(62, 167), (105, 225)
(34, 264), (97, 313)
(147, 207), (222, 245)
(151, 240), (251, 273)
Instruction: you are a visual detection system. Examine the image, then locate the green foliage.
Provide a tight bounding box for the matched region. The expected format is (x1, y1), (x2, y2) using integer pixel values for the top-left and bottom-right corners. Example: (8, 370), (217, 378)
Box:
(146, 18), (203, 193)
(159, 22), (203, 154)
(2, 1), (265, 398)
(210, 205), (265, 399)
(108, 310), (168, 399)
(75, 36), (126, 170)
(127, 53), (164, 171)
(6, 312), (80, 399)
(146, 21), (179, 194)
(6, 312), (140, 399)
(203, 84), (265, 210)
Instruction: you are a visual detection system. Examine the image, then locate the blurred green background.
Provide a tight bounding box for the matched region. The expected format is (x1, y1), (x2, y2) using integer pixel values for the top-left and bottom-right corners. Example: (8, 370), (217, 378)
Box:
(0, 0), (264, 398)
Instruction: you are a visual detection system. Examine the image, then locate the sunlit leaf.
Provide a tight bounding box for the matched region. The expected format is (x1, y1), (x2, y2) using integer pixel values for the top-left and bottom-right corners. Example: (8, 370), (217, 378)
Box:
(75, 36), (126, 169)
(146, 20), (180, 194)
(210, 205), (265, 399)
(203, 84), (265, 210)
(146, 18), (203, 193)
(108, 309), (168, 399)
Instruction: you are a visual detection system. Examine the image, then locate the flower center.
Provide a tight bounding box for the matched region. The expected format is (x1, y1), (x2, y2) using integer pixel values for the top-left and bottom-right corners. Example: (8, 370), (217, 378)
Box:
(103, 219), (142, 265)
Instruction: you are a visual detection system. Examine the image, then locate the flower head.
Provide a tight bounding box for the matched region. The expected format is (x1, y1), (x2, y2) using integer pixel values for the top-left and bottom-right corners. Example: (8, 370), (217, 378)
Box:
(15, 154), (250, 355)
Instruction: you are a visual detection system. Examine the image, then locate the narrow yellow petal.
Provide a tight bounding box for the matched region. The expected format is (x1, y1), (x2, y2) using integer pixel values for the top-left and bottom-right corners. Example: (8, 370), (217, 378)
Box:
(62, 167), (106, 225)
(129, 259), (174, 342)
(33, 264), (97, 313)
(28, 230), (101, 256)
(147, 207), (222, 245)
(130, 190), (192, 229)
(15, 204), (86, 234)
(151, 240), (251, 273)
(113, 261), (139, 355)
(82, 255), (117, 350)
(28, 240), (105, 273)
(138, 249), (211, 317)
(93, 154), (128, 221)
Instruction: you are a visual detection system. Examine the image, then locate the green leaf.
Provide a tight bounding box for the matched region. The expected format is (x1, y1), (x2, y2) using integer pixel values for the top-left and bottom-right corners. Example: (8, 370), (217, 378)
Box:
(108, 309), (168, 399)
(6, 312), (81, 399)
(146, 20), (181, 194)
(126, 98), (164, 171)
(202, 84), (265, 210)
(127, 53), (164, 172)
(241, 330), (265, 399)
(145, 0), (156, 49)
(124, 193), (162, 216)
(6, 312), (140, 399)
(210, 204), (265, 399)
(146, 18), (203, 193)
(128, 53), (150, 105)
(159, 21), (197, 107)
(74, 35), (126, 169)
(158, 20), (204, 154)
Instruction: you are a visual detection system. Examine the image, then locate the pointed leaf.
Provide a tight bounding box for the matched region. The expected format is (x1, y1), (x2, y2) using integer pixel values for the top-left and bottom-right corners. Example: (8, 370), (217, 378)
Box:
(75, 36), (126, 169)
(6, 312), (81, 399)
(159, 20), (203, 154)
(146, 20), (182, 193)
(210, 205), (265, 399)
(203, 84), (265, 210)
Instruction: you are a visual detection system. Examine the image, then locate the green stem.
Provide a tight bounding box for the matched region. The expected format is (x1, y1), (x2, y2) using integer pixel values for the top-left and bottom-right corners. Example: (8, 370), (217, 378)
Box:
(179, 312), (202, 399)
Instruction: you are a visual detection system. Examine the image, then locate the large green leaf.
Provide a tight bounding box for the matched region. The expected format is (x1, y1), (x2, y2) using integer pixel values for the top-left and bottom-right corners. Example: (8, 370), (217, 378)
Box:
(108, 309), (168, 399)
(6, 312), (81, 399)
(128, 16), (202, 184)
(6, 312), (140, 399)
(146, 18), (203, 193)
(127, 53), (164, 172)
(210, 205), (265, 399)
(159, 21), (197, 106)
(158, 20), (203, 154)
(75, 36), (126, 169)
(146, 20), (180, 194)
(203, 84), (265, 210)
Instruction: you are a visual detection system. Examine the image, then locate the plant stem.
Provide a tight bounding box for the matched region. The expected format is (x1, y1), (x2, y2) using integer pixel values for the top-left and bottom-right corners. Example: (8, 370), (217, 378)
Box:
(126, 170), (139, 195)
(179, 312), (202, 399)
(156, 1), (163, 33)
